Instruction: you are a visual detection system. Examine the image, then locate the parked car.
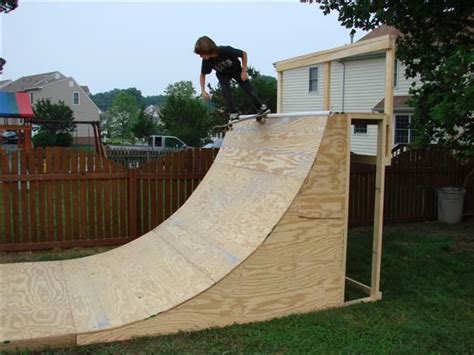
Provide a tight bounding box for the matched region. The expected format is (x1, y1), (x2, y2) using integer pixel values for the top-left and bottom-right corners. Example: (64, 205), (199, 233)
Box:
(203, 137), (223, 149)
(2, 131), (18, 144)
(31, 125), (41, 137)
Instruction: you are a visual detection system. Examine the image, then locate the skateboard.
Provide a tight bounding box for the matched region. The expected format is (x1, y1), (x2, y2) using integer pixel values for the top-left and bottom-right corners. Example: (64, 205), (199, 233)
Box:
(212, 111), (270, 131)
(228, 111), (270, 127)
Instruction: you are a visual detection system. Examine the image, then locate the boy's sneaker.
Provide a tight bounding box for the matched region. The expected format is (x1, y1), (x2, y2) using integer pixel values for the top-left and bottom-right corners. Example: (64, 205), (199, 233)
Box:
(229, 112), (240, 121)
(257, 104), (271, 116)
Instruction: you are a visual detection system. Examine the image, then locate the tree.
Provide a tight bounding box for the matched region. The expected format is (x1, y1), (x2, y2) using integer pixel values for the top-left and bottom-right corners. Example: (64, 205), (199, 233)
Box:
(301, 0), (474, 159)
(0, 0), (18, 13)
(0, 0), (19, 74)
(91, 88), (167, 112)
(103, 92), (139, 142)
(132, 108), (159, 139)
(208, 67), (277, 123)
(164, 81), (196, 98)
(159, 82), (212, 147)
(33, 99), (75, 134)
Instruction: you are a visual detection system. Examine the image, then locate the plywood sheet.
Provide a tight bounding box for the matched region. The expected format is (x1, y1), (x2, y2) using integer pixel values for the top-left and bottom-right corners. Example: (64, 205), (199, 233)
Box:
(0, 261), (75, 342)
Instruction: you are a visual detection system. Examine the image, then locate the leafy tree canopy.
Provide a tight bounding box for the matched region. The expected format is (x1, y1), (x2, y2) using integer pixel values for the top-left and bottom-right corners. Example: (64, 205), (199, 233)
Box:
(0, 0), (17, 13)
(301, 0), (474, 159)
(160, 81), (212, 147)
(132, 108), (159, 139)
(90, 88), (166, 112)
(164, 81), (196, 98)
(33, 99), (75, 134)
(102, 91), (139, 142)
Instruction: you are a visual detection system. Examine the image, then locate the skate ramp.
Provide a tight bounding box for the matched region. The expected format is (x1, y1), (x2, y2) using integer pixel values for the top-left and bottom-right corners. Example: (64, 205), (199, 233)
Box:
(0, 113), (350, 350)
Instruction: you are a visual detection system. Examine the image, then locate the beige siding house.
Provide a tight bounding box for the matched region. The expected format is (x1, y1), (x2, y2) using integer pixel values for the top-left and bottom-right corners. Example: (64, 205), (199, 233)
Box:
(2, 71), (100, 145)
(276, 27), (419, 155)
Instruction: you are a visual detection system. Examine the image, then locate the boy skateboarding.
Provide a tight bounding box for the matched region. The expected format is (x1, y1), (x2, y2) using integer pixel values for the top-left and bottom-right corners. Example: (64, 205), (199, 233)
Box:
(194, 36), (270, 122)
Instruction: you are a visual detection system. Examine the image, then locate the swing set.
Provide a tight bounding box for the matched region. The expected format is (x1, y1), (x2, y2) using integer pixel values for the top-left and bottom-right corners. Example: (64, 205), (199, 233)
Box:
(0, 91), (34, 151)
(0, 91), (105, 156)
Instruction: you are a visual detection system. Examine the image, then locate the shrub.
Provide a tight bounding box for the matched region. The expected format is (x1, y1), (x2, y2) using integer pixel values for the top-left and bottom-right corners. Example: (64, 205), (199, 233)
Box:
(32, 130), (56, 147)
(55, 132), (73, 147)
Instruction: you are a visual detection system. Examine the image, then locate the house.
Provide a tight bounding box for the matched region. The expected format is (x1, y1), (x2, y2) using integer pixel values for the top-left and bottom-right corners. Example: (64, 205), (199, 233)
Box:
(1, 71), (101, 145)
(145, 104), (161, 125)
(274, 26), (420, 155)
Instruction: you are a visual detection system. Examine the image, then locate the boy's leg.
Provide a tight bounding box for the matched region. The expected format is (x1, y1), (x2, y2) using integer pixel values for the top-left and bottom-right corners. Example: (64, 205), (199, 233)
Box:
(216, 73), (238, 117)
(233, 74), (269, 114)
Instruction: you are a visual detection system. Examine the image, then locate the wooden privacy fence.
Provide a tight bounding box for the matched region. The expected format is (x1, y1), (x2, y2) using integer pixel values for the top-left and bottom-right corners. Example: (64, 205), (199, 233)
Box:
(0, 146), (472, 251)
(349, 145), (473, 226)
(0, 147), (218, 251)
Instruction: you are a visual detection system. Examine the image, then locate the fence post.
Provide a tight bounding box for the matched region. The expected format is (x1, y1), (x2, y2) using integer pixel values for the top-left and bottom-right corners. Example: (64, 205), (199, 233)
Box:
(128, 169), (138, 239)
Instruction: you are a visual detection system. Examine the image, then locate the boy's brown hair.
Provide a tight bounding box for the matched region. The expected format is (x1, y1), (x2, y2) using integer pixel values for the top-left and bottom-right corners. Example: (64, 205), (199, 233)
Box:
(194, 36), (217, 55)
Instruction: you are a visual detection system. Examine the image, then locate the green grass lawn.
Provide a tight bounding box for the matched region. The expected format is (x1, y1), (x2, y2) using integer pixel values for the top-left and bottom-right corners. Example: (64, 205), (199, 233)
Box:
(1, 220), (473, 354)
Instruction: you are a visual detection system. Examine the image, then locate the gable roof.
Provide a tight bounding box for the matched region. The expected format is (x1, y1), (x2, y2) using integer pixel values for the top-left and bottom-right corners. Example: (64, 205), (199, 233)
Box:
(0, 80), (12, 89)
(358, 26), (400, 42)
(1, 71), (66, 92)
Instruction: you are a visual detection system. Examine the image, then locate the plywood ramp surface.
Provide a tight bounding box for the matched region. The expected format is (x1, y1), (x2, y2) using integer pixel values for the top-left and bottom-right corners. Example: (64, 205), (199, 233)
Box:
(0, 114), (350, 350)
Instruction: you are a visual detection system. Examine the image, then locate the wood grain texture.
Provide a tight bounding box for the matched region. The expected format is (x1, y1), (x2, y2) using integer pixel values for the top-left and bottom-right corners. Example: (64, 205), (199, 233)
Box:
(0, 261), (75, 342)
(77, 115), (349, 346)
(1, 113), (356, 350)
(297, 116), (349, 219)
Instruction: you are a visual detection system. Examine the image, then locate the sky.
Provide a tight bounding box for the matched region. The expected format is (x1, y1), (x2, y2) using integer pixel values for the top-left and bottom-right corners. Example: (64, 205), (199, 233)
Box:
(0, 0), (368, 96)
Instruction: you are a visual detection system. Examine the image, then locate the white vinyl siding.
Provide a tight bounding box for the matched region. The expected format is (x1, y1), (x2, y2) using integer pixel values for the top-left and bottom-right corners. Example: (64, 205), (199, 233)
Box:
(282, 65), (324, 112)
(394, 60), (418, 95)
(280, 52), (420, 155)
(329, 61), (343, 111)
(37, 80), (100, 139)
(351, 125), (378, 155)
(342, 57), (385, 112)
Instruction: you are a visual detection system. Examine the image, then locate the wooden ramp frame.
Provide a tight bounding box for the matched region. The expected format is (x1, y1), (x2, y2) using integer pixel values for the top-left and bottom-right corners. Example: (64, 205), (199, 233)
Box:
(1, 113), (357, 350)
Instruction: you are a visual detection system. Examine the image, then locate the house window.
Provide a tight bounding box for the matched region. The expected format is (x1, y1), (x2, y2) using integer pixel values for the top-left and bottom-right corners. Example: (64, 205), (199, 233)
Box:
(394, 114), (416, 144)
(73, 92), (80, 105)
(29, 92), (34, 103)
(309, 67), (319, 92)
(354, 123), (368, 134)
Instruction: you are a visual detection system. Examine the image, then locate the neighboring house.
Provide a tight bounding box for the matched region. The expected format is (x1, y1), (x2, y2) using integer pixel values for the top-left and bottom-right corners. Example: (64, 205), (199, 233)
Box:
(0, 80), (12, 89)
(145, 104), (161, 125)
(1, 71), (101, 145)
(274, 26), (420, 155)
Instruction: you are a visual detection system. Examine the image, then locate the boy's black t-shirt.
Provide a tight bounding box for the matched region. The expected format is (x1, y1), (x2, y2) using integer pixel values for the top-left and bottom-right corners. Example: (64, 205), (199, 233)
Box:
(201, 46), (243, 75)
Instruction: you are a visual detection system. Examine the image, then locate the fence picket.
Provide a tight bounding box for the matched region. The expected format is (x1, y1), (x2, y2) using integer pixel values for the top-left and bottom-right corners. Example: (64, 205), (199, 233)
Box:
(1, 154), (11, 243)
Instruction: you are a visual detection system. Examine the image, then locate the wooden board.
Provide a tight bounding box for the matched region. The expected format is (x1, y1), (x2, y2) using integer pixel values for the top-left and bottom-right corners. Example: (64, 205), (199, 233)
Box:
(1, 113), (359, 350)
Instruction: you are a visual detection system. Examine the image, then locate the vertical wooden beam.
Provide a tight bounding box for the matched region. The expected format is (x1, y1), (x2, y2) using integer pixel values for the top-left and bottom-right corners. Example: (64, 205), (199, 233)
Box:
(341, 114), (351, 301)
(277, 71), (283, 113)
(323, 61), (331, 111)
(384, 38), (396, 164)
(370, 119), (387, 300)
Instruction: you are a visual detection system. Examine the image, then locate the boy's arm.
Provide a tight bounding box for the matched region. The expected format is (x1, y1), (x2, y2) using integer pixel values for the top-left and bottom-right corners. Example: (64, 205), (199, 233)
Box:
(200, 73), (210, 101)
(240, 51), (248, 81)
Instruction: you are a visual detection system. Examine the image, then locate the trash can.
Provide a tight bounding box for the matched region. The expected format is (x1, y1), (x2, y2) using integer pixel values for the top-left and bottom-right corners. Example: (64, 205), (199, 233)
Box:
(438, 187), (466, 224)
